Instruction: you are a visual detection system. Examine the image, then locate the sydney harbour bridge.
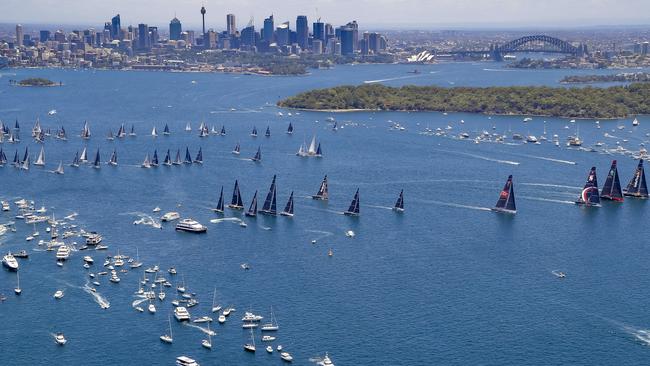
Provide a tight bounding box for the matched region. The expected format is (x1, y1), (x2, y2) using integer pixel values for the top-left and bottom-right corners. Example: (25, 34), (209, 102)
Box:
(410, 34), (587, 62)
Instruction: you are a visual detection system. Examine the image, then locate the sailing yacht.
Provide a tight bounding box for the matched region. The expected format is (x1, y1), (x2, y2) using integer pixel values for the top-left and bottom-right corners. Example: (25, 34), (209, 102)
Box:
(202, 323), (213, 349)
(107, 129), (114, 141)
(212, 186), (225, 213)
(54, 161), (64, 175)
(601, 160), (624, 201)
(220, 125), (226, 135)
(315, 143), (323, 158)
(575, 167), (601, 206)
(184, 147), (192, 164)
(251, 146), (261, 162)
(92, 149), (101, 169)
(624, 159), (649, 198)
(307, 136), (318, 156)
(173, 149), (182, 165)
(259, 175), (278, 215)
(286, 122), (294, 134)
(232, 142), (241, 155)
(80, 147), (88, 163)
(393, 189), (405, 212)
(141, 154), (152, 168)
(163, 124), (170, 135)
(280, 192), (294, 217)
(491, 175), (516, 214)
(185, 122), (192, 131)
(251, 126), (258, 137)
(312, 175), (329, 200)
(151, 126), (158, 137)
(265, 126), (271, 137)
(129, 125), (136, 136)
(34, 146), (45, 166)
(633, 117), (640, 127)
(343, 189), (360, 216)
(228, 180), (245, 209)
(152, 150), (159, 167)
(160, 315), (173, 343)
(108, 150), (118, 166)
(296, 140), (307, 157)
(244, 327), (256, 352)
(81, 121), (91, 139)
(194, 148), (203, 164)
(163, 150), (172, 166)
(245, 191), (258, 217)
(260, 307), (279, 331)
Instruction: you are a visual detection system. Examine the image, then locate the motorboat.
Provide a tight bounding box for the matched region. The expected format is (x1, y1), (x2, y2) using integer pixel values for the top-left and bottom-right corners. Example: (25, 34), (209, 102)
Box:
(176, 356), (199, 366)
(242, 312), (263, 322)
(218, 315), (226, 323)
(318, 353), (335, 366)
(2, 253), (19, 271)
(148, 302), (157, 314)
(54, 333), (67, 346)
(193, 316), (212, 323)
(175, 219), (207, 233)
(83, 256), (94, 264)
(85, 233), (103, 245)
(54, 290), (64, 299)
(174, 306), (191, 321)
(261, 335), (276, 342)
(280, 352), (294, 362)
(161, 212), (180, 222)
(266, 346), (273, 353)
(242, 322), (258, 329)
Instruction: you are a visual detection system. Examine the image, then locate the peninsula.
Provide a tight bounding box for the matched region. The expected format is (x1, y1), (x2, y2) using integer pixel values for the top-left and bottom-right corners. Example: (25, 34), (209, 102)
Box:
(278, 83), (650, 119)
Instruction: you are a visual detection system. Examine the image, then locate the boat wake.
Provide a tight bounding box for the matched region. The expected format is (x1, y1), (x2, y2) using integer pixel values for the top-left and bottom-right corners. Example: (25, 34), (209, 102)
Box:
(417, 199), (492, 212)
(363, 74), (424, 84)
(82, 282), (110, 309)
(520, 183), (581, 190)
(131, 297), (149, 307)
(482, 68), (519, 72)
(305, 230), (334, 242)
(518, 196), (575, 205)
(509, 153), (577, 165)
(184, 323), (216, 336)
(433, 149), (520, 165)
(210, 217), (243, 225)
(124, 212), (162, 229)
(366, 204), (394, 210)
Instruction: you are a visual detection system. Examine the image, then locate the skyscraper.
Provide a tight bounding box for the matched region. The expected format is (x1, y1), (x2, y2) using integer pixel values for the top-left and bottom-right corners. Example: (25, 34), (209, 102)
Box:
(111, 14), (121, 40)
(169, 17), (182, 40)
(340, 27), (355, 56)
(313, 20), (325, 43)
(15, 24), (23, 47)
(296, 15), (308, 49)
(276, 22), (290, 47)
(227, 14), (236, 35)
(138, 23), (150, 50)
(241, 25), (255, 47)
(39, 30), (51, 43)
(263, 15), (274, 43)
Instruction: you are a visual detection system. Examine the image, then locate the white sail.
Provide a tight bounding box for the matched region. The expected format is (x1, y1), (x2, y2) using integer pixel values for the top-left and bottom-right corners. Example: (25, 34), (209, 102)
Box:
(185, 122), (192, 131)
(308, 136), (317, 155)
(34, 147), (45, 166)
(151, 126), (157, 137)
(55, 161), (64, 175)
(80, 147), (88, 162)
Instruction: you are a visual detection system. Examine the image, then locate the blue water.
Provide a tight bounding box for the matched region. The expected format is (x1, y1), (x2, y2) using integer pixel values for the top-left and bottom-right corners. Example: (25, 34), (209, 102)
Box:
(1, 62), (650, 365)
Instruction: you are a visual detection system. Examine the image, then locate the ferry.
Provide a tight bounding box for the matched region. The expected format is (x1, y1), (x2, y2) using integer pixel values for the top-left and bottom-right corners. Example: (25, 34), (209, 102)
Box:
(175, 219), (207, 233)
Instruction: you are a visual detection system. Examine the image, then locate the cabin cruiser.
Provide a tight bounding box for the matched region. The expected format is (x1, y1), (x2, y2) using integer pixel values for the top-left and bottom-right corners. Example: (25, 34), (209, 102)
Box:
(193, 316), (212, 323)
(1, 201), (9, 211)
(54, 290), (64, 299)
(176, 356), (199, 366)
(174, 306), (191, 321)
(86, 233), (102, 245)
(242, 312), (264, 322)
(261, 335), (276, 342)
(2, 253), (19, 270)
(280, 352), (294, 362)
(161, 212), (180, 222)
(318, 353), (335, 366)
(56, 245), (71, 261)
(83, 256), (94, 264)
(175, 219), (207, 233)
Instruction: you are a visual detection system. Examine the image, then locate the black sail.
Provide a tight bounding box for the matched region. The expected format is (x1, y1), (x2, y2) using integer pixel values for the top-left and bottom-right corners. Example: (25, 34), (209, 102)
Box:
(576, 167), (600, 206)
(600, 160), (623, 201)
(624, 159), (649, 198)
(493, 175), (516, 213)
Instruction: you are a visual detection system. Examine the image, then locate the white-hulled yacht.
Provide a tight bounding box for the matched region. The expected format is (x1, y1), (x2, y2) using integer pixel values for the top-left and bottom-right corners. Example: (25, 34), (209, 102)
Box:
(174, 306), (191, 321)
(55, 333), (67, 345)
(2, 253), (19, 270)
(161, 212), (180, 222)
(56, 245), (70, 261)
(175, 219), (207, 233)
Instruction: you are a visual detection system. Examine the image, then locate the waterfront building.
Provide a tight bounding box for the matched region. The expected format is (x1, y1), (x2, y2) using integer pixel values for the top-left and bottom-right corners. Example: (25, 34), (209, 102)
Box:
(137, 24), (151, 50)
(111, 14), (121, 40)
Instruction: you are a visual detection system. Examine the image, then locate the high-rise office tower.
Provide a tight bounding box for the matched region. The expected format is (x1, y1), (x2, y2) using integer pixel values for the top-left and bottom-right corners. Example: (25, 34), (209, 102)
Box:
(170, 17), (182, 40)
(340, 27), (355, 55)
(149, 26), (159, 45)
(241, 25), (255, 47)
(296, 15), (308, 49)
(276, 22), (290, 46)
(263, 15), (274, 42)
(39, 30), (51, 43)
(15, 24), (23, 47)
(111, 14), (121, 40)
(227, 14), (236, 35)
(313, 19), (325, 43)
(138, 23), (150, 50)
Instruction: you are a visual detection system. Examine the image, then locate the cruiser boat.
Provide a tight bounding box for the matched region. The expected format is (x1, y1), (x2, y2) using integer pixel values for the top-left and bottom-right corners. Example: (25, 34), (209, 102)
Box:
(86, 233), (103, 245)
(193, 316), (212, 323)
(54, 290), (64, 299)
(83, 256), (94, 264)
(176, 356), (198, 366)
(2, 253), (19, 270)
(266, 346), (273, 353)
(161, 212), (180, 222)
(56, 245), (71, 261)
(175, 219), (207, 233)
(318, 353), (334, 366)
(55, 333), (67, 346)
(174, 306), (191, 322)
(242, 311), (264, 322)
(280, 352), (294, 362)
(262, 335), (276, 342)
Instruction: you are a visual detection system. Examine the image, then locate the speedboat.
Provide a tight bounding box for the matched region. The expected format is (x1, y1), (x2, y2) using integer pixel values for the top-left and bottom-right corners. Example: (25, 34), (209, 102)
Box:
(266, 346), (273, 353)
(261, 335), (276, 342)
(280, 352), (293, 362)
(2, 253), (19, 271)
(161, 212), (180, 222)
(174, 306), (191, 321)
(153, 207), (161, 213)
(193, 316), (212, 323)
(54, 290), (64, 299)
(168, 267), (177, 275)
(242, 312), (263, 322)
(55, 333), (67, 345)
(83, 256), (94, 264)
(148, 303), (156, 314)
(175, 219), (207, 233)
(242, 322), (258, 329)
(318, 353), (335, 366)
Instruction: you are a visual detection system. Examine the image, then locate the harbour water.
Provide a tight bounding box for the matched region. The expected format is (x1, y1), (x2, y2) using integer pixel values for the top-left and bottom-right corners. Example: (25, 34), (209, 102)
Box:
(1, 61), (650, 365)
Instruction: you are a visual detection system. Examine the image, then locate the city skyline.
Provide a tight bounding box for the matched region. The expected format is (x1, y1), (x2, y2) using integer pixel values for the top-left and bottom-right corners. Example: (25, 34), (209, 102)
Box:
(2, 0), (650, 30)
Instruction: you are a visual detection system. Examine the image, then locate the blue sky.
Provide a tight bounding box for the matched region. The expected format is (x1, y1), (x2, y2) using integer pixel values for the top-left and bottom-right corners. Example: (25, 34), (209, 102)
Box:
(2, 0), (650, 29)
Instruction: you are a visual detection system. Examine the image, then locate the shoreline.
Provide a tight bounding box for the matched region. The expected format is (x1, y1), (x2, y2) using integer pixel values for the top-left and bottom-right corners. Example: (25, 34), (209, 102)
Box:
(278, 106), (631, 120)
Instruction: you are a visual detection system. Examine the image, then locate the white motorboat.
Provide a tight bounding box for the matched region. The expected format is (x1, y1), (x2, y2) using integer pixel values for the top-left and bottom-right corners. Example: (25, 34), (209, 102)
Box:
(174, 306), (191, 321)
(161, 212), (180, 222)
(148, 302), (157, 314)
(54, 290), (64, 299)
(175, 218), (207, 233)
(318, 353), (335, 366)
(83, 256), (94, 264)
(54, 333), (67, 346)
(193, 316), (212, 323)
(2, 253), (19, 271)
(261, 335), (276, 342)
(242, 322), (258, 329)
(153, 206), (161, 212)
(266, 346), (273, 353)
(280, 352), (294, 362)
(218, 315), (226, 323)
(176, 356), (199, 366)
(242, 311), (263, 322)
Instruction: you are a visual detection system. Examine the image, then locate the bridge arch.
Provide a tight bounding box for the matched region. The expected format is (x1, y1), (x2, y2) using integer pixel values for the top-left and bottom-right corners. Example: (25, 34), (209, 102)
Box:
(496, 35), (579, 54)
